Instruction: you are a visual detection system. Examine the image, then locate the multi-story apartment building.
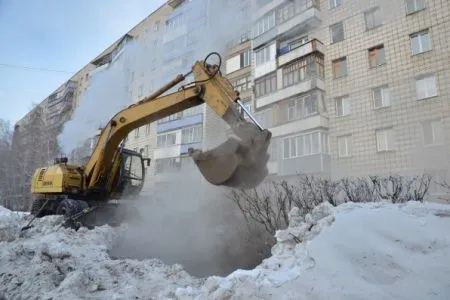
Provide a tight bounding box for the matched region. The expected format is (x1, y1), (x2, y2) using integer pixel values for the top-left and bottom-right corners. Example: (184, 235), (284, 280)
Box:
(313, 0), (449, 194)
(13, 0), (450, 196)
(225, 0), (449, 195)
(246, 0), (329, 179)
(127, 0), (255, 188)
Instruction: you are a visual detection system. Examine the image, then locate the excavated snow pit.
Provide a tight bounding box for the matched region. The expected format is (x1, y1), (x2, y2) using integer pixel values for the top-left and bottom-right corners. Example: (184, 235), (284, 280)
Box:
(106, 199), (273, 278)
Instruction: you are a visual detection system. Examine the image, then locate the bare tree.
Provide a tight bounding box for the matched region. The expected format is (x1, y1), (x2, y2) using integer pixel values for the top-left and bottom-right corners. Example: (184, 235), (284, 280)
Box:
(2, 105), (64, 211)
(375, 174), (432, 203)
(227, 180), (298, 235)
(228, 173), (433, 236)
(296, 174), (341, 208)
(340, 177), (379, 203)
(0, 119), (13, 207)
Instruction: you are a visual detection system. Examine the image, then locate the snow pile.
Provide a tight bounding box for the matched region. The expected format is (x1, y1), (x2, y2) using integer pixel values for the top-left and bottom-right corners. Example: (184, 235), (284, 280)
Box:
(0, 207), (202, 299)
(1, 201), (450, 299)
(177, 201), (450, 299)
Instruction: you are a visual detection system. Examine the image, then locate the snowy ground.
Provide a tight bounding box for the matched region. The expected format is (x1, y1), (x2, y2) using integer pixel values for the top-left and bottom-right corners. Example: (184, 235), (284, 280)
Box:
(1, 200), (450, 300)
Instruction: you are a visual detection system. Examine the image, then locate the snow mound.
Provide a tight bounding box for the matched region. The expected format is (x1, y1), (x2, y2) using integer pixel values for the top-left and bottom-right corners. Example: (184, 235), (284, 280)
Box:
(1, 201), (450, 299)
(0, 206), (201, 299)
(177, 201), (450, 299)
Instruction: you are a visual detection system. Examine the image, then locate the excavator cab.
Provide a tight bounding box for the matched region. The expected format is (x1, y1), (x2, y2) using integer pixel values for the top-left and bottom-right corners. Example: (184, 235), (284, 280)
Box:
(112, 148), (150, 198)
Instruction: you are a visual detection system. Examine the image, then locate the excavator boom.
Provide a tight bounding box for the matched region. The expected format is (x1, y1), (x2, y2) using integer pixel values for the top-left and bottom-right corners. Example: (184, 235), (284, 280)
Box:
(85, 52), (272, 191)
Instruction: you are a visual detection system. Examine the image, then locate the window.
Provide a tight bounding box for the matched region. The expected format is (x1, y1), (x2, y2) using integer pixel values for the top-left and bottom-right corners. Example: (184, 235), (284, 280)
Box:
(240, 50), (251, 68)
(145, 124), (151, 136)
(156, 132), (176, 147)
(410, 30), (431, 55)
(282, 59), (306, 87)
(144, 145), (149, 157)
(255, 72), (277, 98)
(157, 112), (182, 124)
(255, 109), (273, 128)
(231, 75), (252, 92)
(372, 85), (391, 108)
(255, 46), (272, 66)
(322, 133), (329, 154)
(253, 11), (276, 37)
(332, 57), (347, 78)
(277, 1), (295, 23)
(166, 14), (184, 31)
(268, 140), (277, 161)
(286, 93), (319, 121)
(406, 0), (426, 14)
(416, 74), (437, 99)
(238, 100), (253, 118)
(282, 132), (323, 159)
(368, 45), (385, 67)
(138, 84), (144, 97)
(338, 135), (352, 157)
(181, 125), (203, 144)
(154, 21), (160, 31)
(329, 0), (342, 9)
(282, 54), (324, 88)
(330, 21), (344, 43)
(288, 36), (309, 51)
(365, 7), (382, 30)
(376, 128), (394, 151)
(134, 128), (140, 138)
(422, 119), (444, 145)
(183, 105), (203, 117)
(336, 96), (351, 116)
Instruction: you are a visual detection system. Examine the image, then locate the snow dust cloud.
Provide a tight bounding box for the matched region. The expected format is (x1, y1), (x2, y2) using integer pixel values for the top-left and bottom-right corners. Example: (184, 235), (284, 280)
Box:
(106, 1), (272, 276)
(57, 0), (270, 277)
(109, 168), (272, 277)
(58, 42), (132, 154)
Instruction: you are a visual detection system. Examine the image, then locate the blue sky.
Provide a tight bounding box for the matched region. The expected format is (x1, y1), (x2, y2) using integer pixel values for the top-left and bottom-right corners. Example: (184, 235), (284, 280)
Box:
(0, 0), (167, 125)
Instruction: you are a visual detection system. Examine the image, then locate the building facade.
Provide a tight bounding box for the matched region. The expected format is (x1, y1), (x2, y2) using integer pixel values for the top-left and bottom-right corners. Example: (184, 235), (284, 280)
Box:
(247, 0), (329, 179)
(14, 0), (450, 196)
(314, 0), (450, 194)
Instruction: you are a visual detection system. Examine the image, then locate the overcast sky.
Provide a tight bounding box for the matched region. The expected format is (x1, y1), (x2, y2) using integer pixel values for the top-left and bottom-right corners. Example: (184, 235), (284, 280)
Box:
(0, 0), (167, 125)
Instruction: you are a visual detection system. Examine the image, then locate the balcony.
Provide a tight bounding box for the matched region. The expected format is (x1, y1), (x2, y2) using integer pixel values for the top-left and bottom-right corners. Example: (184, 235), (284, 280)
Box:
(253, 0), (285, 21)
(270, 114), (328, 137)
(256, 77), (325, 109)
(167, 0), (184, 8)
(253, 26), (278, 50)
(278, 153), (330, 176)
(163, 24), (188, 43)
(254, 59), (277, 79)
(267, 161), (278, 174)
(278, 39), (325, 67)
(153, 145), (182, 160)
(157, 113), (203, 133)
(252, 4), (321, 49)
(278, 6), (321, 38)
(180, 142), (203, 154)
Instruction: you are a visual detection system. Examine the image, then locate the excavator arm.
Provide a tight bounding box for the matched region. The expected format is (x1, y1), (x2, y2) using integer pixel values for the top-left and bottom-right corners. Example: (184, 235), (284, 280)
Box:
(84, 52), (272, 192)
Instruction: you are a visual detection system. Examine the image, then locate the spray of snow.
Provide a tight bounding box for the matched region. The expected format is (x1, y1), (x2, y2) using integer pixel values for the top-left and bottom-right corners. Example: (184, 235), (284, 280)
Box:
(58, 43), (130, 154)
(2, 201), (450, 299)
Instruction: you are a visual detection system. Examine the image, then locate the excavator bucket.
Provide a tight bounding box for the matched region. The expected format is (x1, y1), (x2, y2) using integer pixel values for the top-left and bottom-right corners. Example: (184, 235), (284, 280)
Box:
(189, 122), (272, 189)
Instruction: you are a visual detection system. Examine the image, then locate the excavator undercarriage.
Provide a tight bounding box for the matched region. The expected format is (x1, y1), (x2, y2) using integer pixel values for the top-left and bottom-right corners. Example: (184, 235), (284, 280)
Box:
(21, 52), (272, 231)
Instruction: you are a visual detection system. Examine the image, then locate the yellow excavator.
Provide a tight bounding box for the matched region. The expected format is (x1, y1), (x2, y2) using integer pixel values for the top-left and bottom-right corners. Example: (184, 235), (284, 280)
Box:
(23, 52), (272, 230)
